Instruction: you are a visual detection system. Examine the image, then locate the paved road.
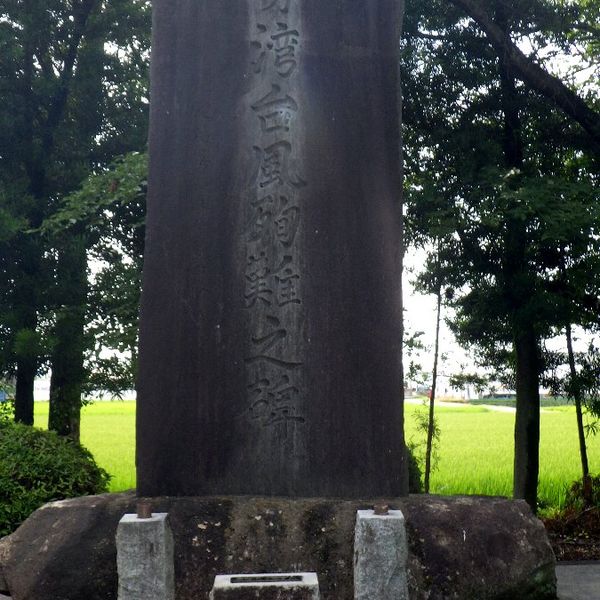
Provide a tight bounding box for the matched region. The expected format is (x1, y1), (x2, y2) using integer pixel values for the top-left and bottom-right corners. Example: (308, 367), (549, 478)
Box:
(557, 562), (600, 599)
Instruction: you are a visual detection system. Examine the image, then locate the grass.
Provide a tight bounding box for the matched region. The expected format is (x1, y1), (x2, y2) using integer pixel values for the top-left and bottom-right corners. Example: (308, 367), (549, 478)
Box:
(407, 402), (600, 508)
(33, 400), (599, 508)
(35, 401), (136, 492)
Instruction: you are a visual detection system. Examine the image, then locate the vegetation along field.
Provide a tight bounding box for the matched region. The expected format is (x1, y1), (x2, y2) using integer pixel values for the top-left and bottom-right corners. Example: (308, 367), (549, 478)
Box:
(34, 401), (599, 509)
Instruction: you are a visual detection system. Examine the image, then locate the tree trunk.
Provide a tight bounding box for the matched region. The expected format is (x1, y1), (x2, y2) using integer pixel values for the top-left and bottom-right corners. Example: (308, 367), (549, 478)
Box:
(495, 7), (541, 513)
(12, 235), (43, 426)
(13, 0), (100, 429)
(13, 2), (40, 425)
(48, 238), (88, 442)
(513, 325), (540, 511)
(424, 284), (442, 493)
(566, 323), (593, 505)
(14, 355), (36, 425)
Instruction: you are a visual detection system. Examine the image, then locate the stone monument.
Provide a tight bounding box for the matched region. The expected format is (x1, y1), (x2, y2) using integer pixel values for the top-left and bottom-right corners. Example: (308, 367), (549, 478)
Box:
(0, 4), (559, 600)
(136, 0), (406, 497)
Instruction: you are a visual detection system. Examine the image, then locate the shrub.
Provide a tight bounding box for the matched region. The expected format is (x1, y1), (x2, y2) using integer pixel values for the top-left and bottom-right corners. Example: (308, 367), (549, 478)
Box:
(0, 422), (110, 537)
(564, 474), (600, 510)
(0, 400), (13, 424)
(407, 443), (423, 493)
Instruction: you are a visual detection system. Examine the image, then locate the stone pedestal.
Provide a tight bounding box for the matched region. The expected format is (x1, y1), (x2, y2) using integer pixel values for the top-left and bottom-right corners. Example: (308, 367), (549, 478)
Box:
(353, 509), (409, 600)
(210, 573), (320, 599)
(136, 0), (407, 498)
(116, 513), (174, 600)
(0, 494), (557, 600)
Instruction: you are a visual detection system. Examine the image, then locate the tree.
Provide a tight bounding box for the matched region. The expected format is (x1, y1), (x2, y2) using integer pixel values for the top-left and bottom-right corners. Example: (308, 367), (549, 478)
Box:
(408, 250), (448, 493)
(544, 336), (600, 505)
(0, 1), (151, 437)
(403, 0), (600, 511)
(447, 0), (600, 147)
(42, 152), (147, 398)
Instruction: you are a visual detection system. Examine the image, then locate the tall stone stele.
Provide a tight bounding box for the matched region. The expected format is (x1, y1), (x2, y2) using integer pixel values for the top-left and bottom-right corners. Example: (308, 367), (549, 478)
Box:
(137, 0), (407, 498)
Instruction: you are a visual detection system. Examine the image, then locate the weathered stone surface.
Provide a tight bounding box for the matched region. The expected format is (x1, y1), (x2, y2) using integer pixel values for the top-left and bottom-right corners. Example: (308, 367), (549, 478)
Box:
(404, 496), (557, 600)
(0, 494), (556, 600)
(137, 0), (407, 498)
(353, 510), (408, 600)
(116, 513), (174, 600)
(210, 573), (320, 599)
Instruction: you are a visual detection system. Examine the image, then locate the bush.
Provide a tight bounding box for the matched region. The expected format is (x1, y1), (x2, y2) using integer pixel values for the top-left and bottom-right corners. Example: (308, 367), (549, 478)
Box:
(564, 474), (600, 510)
(0, 422), (110, 537)
(407, 443), (423, 493)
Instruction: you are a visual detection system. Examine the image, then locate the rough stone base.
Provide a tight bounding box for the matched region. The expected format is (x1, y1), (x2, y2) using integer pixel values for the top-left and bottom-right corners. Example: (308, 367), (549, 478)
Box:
(0, 494), (556, 600)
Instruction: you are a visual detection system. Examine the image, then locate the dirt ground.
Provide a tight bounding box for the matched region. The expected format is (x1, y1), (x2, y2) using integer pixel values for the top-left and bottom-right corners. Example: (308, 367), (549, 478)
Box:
(544, 507), (600, 561)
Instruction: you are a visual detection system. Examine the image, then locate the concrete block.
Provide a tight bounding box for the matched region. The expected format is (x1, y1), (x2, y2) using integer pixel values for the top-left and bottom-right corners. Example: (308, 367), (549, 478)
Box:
(116, 513), (174, 600)
(354, 509), (409, 600)
(210, 572), (320, 599)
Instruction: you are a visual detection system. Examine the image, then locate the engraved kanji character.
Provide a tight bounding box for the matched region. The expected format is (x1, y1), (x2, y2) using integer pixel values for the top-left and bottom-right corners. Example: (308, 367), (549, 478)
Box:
(260, 0), (290, 13)
(246, 194), (276, 242)
(250, 22), (299, 78)
(271, 23), (299, 77)
(275, 202), (300, 247)
(247, 371), (303, 425)
(245, 316), (303, 368)
(254, 141), (306, 189)
(275, 268), (301, 306)
(265, 404), (305, 426)
(251, 84), (298, 133)
(245, 250), (273, 307)
(250, 25), (268, 75)
(273, 255), (301, 306)
(251, 315), (286, 354)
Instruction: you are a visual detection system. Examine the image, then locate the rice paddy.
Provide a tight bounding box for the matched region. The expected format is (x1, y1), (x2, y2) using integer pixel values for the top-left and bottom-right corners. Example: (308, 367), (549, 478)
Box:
(33, 400), (600, 508)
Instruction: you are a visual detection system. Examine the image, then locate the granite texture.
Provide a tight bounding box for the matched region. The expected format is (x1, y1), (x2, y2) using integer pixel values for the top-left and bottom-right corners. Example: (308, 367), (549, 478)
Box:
(116, 513), (174, 600)
(354, 510), (408, 600)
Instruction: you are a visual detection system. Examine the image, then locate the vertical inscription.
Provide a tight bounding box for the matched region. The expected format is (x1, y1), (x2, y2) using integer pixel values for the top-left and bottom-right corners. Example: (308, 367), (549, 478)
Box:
(245, 0), (305, 434)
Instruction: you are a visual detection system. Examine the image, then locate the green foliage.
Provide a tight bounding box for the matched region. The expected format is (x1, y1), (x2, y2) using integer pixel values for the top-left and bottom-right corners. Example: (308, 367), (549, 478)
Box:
(403, 0), (600, 508)
(409, 403), (441, 482)
(406, 442), (424, 493)
(449, 372), (491, 396)
(0, 421), (110, 536)
(572, 344), (600, 419)
(403, 0), (600, 370)
(41, 152), (147, 237)
(42, 152), (147, 396)
(0, 400), (13, 424)
(564, 474), (600, 511)
(404, 328), (430, 387)
(543, 341), (600, 428)
(0, 0), (151, 428)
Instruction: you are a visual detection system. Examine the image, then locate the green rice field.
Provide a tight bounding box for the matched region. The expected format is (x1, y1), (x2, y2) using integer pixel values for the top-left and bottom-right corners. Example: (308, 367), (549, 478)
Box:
(33, 401), (600, 509)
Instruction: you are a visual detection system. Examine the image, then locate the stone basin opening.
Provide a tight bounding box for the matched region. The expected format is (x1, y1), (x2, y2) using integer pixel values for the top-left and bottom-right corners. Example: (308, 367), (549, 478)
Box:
(230, 575), (304, 584)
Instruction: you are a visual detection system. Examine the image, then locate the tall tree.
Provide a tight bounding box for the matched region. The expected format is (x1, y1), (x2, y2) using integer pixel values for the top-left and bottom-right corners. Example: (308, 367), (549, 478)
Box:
(0, 1), (151, 436)
(42, 152), (147, 399)
(403, 0), (600, 511)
